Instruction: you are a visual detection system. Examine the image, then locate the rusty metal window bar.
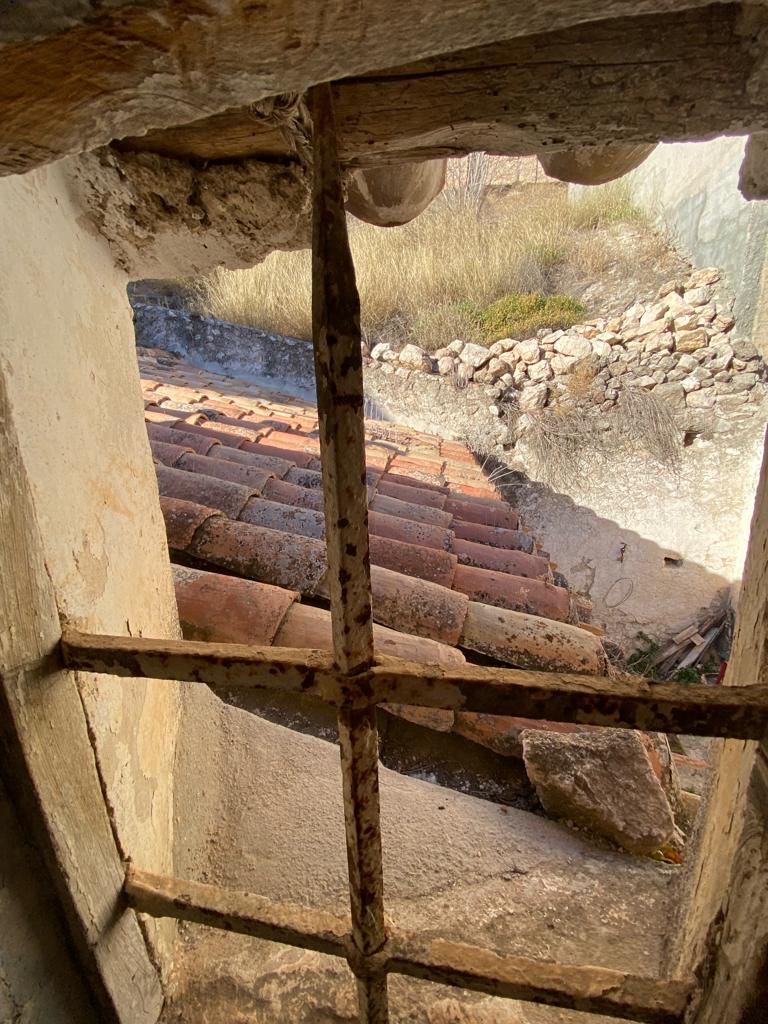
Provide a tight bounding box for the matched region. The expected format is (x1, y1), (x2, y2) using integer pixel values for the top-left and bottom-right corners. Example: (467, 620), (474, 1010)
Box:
(60, 85), (768, 1024)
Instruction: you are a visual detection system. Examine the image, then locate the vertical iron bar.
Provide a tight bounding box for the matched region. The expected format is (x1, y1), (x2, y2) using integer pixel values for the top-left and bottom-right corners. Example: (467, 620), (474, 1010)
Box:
(309, 82), (389, 1023)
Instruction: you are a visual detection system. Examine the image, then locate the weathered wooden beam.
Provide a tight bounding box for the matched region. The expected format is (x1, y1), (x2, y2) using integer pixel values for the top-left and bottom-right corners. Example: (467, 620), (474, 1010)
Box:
(60, 630), (768, 740)
(388, 935), (692, 1024)
(119, 6), (768, 168)
(0, 0), (719, 175)
(125, 866), (350, 958)
(309, 81), (388, 1023)
(125, 866), (693, 1024)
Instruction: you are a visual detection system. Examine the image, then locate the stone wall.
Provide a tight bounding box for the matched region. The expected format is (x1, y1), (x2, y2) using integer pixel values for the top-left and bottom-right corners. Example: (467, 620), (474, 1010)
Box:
(623, 138), (768, 347)
(133, 302), (317, 397)
(368, 265), (766, 433)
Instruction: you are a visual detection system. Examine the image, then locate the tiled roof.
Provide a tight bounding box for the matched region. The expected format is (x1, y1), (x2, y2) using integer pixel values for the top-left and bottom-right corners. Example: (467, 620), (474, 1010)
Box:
(138, 347), (605, 681)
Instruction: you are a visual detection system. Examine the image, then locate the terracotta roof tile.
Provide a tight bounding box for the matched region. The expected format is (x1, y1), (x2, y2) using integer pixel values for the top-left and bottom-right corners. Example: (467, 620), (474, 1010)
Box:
(156, 464), (255, 519)
(366, 565), (469, 646)
(145, 408), (186, 427)
(452, 563), (570, 621)
(460, 602), (605, 674)
(450, 519), (533, 552)
(452, 537), (549, 579)
(453, 714), (601, 758)
(150, 439), (193, 467)
(263, 477), (326, 512)
(368, 534), (457, 588)
(208, 444), (294, 478)
(240, 440), (319, 469)
(284, 465), (323, 489)
(148, 422), (221, 455)
(369, 492), (453, 529)
(173, 565), (297, 645)
(189, 514), (328, 594)
(238, 495), (326, 540)
(378, 469), (447, 494)
(177, 451), (274, 493)
(376, 479), (448, 510)
(444, 496), (519, 531)
(173, 420), (245, 448)
(160, 495), (221, 550)
(368, 509), (453, 552)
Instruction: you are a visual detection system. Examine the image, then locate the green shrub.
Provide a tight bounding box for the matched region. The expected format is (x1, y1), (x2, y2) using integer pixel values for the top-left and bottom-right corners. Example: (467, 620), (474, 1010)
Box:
(479, 292), (585, 342)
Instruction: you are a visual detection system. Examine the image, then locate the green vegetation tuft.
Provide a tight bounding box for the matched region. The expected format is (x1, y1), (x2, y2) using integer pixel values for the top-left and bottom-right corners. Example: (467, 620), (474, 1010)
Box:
(478, 292), (585, 342)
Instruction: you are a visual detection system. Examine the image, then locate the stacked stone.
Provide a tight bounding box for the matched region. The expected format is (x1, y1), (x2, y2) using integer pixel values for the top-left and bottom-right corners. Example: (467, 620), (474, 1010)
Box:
(368, 267), (766, 425)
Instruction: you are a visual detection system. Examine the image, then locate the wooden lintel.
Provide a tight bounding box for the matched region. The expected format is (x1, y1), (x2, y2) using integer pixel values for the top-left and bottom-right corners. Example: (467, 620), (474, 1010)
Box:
(60, 629), (768, 739)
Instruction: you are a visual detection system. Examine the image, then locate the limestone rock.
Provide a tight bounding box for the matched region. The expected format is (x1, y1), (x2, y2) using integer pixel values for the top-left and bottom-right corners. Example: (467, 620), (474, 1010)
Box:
(489, 338), (516, 356)
(643, 331), (673, 354)
(458, 342), (492, 371)
(447, 339), (466, 355)
(371, 342), (392, 360)
(521, 729), (675, 854)
(554, 335), (592, 360)
(652, 382), (686, 409)
(519, 383), (549, 410)
(398, 344), (431, 371)
(528, 359), (553, 382)
(629, 375), (656, 389)
(683, 286), (711, 307)
(732, 338), (759, 361)
(675, 328), (708, 353)
(550, 353), (576, 376)
(437, 355), (455, 376)
(685, 266), (721, 289)
(686, 389), (716, 409)
(514, 339), (541, 364)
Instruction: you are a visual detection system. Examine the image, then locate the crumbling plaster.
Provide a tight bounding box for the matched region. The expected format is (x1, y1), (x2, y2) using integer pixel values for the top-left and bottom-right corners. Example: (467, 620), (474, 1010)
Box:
(0, 162), (182, 974)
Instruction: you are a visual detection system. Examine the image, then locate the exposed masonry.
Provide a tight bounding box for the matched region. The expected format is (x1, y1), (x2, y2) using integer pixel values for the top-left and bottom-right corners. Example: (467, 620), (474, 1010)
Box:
(368, 266), (768, 428)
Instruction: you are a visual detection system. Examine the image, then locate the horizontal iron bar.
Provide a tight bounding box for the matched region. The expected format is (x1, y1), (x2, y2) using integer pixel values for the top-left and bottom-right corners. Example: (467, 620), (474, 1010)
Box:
(127, 867), (690, 1024)
(61, 629), (768, 738)
(125, 866), (350, 958)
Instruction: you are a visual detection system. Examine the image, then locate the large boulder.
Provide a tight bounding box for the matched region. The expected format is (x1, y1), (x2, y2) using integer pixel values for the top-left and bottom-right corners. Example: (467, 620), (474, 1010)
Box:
(521, 729), (675, 854)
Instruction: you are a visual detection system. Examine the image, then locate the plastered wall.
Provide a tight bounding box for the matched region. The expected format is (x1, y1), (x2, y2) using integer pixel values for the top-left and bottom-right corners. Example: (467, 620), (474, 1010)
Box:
(625, 138), (768, 347)
(0, 162), (183, 1013)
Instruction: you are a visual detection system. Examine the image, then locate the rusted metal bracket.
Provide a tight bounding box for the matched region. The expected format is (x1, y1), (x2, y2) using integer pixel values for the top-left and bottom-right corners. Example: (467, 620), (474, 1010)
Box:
(60, 630), (768, 740)
(126, 866), (692, 1024)
(308, 80), (388, 1023)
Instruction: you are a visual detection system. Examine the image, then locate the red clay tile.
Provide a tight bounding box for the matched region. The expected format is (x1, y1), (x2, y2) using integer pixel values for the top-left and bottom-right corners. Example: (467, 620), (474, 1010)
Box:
(369, 534), (457, 588)
(383, 705), (455, 732)
(452, 564), (570, 621)
(450, 519), (533, 552)
(259, 430), (321, 455)
(369, 565), (469, 646)
(148, 422), (221, 455)
(240, 440), (318, 469)
(263, 478), (326, 512)
(160, 495), (221, 550)
(172, 421), (244, 448)
(447, 480), (501, 500)
(368, 509), (452, 552)
(145, 409), (185, 427)
(445, 496), (519, 531)
(208, 444), (294, 478)
(284, 466), (323, 489)
(173, 565), (297, 645)
(150, 440), (192, 467)
(139, 378), (160, 392)
(379, 469), (448, 494)
(452, 537), (549, 579)
(194, 419), (263, 443)
(453, 713), (601, 757)
(376, 479), (448, 509)
(190, 516), (327, 594)
(203, 414), (272, 439)
(369, 492), (453, 529)
(177, 452), (273, 494)
(156, 464), (254, 519)
(238, 495), (325, 540)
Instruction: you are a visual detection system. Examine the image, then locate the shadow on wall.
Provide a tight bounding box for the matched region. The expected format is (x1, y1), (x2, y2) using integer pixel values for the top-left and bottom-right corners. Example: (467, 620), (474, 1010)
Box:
(493, 427), (765, 647)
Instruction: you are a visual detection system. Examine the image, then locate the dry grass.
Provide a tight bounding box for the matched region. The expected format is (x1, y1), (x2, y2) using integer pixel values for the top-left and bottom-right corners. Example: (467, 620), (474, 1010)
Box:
(518, 385), (682, 494)
(195, 175), (647, 351)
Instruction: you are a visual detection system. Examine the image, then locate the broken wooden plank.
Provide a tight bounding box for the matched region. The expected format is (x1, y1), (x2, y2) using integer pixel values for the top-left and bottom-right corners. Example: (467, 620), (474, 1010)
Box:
(309, 80), (388, 1023)
(60, 630), (768, 739)
(125, 866), (350, 958)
